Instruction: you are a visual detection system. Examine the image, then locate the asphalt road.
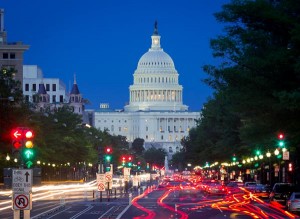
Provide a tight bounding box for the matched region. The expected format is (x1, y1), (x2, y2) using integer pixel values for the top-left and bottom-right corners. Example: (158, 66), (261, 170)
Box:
(2, 183), (300, 219)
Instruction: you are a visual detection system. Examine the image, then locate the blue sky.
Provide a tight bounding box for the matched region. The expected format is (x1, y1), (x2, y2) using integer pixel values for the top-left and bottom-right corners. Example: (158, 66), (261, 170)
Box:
(2, 0), (230, 111)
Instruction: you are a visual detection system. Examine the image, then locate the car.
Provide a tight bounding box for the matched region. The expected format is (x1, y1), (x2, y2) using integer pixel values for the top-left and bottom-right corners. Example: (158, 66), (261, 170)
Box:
(205, 182), (228, 195)
(178, 181), (198, 197)
(286, 192), (300, 212)
(252, 184), (271, 198)
(269, 183), (295, 204)
(226, 181), (244, 194)
(244, 182), (257, 188)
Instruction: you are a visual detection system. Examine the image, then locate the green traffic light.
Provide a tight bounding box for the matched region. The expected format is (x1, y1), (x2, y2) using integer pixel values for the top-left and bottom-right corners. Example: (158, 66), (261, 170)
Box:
(232, 157), (237, 162)
(256, 150), (261, 156)
(23, 148), (35, 160)
(128, 162), (132, 167)
(279, 140), (285, 147)
(104, 155), (112, 162)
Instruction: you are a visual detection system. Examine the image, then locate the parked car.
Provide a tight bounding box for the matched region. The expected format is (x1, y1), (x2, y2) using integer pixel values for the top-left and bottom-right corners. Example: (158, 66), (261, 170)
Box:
(286, 192), (300, 212)
(269, 183), (295, 204)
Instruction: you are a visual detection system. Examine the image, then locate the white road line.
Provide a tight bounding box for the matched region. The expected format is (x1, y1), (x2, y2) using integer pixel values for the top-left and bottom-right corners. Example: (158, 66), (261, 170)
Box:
(69, 205), (94, 219)
(116, 204), (132, 219)
(98, 206), (115, 219)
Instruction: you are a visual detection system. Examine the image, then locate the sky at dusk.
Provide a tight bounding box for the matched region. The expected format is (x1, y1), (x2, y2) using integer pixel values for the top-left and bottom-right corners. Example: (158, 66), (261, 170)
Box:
(1, 0), (230, 111)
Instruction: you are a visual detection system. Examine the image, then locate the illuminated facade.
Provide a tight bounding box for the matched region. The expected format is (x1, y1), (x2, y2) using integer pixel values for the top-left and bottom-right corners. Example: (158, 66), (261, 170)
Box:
(93, 23), (200, 157)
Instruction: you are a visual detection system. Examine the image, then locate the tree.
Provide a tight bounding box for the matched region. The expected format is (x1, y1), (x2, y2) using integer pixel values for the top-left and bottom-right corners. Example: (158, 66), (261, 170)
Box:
(143, 147), (167, 167)
(183, 0), (300, 167)
(131, 138), (145, 155)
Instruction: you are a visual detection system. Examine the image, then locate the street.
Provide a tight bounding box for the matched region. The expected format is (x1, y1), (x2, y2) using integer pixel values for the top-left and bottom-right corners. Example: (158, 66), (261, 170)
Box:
(1, 180), (300, 219)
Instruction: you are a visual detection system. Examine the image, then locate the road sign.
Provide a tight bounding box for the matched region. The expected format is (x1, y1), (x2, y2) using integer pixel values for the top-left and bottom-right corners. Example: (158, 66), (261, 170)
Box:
(12, 169), (32, 193)
(96, 173), (106, 191)
(124, 175), (130, 182)
(133, 176), (138, 186)
(123, 167), (131, 176)
(283, 151), (290, 160)
(97, 183), (105, 192)
(13, 194), (31, 210)
(105, 172), (112, 183)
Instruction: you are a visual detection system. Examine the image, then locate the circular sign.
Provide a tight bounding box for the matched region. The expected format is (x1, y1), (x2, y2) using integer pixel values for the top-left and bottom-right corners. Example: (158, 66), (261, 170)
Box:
(14, 194), (29, 209)
(105, 173), (112, 182)
(98, 183), (105, 191)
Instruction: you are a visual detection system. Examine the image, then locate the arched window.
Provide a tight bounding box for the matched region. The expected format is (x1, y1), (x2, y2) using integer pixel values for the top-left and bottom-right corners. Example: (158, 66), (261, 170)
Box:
(169, 147), (173, 153)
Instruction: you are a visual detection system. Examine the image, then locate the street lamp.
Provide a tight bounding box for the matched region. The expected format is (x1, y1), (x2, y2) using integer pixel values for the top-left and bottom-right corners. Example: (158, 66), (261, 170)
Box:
(274, 149), (280, 156)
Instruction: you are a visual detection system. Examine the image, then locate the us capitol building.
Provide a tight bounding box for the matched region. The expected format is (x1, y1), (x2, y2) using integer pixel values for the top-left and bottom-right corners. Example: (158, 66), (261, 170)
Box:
(87, 23), (200, 158)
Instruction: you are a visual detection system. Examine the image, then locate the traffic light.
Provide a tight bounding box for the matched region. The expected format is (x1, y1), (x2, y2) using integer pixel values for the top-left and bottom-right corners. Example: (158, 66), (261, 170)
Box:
(22, 128), (35, 168)
(11, 128), (23, 156)
(104, 146), (112, 171)
(122, 156), (126, 166)
(128, 156), (132, 167)
(232, 154), (237, 162)
(288, 163), (293, 171)
(255, 150), (261, 156)
(11, 127), (35, 168)
(277, 132), (285, 147)
(137, 161), (141, 170)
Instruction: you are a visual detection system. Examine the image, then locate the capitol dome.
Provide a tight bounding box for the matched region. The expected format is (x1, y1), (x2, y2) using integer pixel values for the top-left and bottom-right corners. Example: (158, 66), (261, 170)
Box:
(137, 50), (175, 71)
(124, 22), (188, 112)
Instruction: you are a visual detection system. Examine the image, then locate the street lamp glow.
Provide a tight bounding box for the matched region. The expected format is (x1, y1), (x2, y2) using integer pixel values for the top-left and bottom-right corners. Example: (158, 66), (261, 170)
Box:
(242, 160), (246, 164)
(6, 154), (10, 161)
(250, 157), (254, 162)
(247, 158), (250, 163)
(266, 151), (271, 157)
(254, 156), (258, 160)
(282, 147), (287, 152)
(259, 154), (263, 159)
(274, 149), (280, 155)
(14, 158), (18, 163)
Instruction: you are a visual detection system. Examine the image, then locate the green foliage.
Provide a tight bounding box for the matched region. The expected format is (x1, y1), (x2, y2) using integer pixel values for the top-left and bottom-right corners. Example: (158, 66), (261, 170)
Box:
(131, 138), (145, 155)
(184, 0), (300, 165)
(143, 147), (167, 167)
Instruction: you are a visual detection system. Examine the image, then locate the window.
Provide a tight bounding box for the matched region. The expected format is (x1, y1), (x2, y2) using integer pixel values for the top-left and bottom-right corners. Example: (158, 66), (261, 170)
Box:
(52, 95), (56, 103)
(146, 135), (148, 140)
(46, 84), (50, 91)
(25, 95), (29, 102)
(10, 53), (15, 59)
(169, 147), (173, 153)
(25, 84), (29, 91)
(111, 125), (114, 132)
(119, 127), (121, 131)
(32, 84), (36, 91)
(52, 84), (56, 91)
(3, 53), (8, 59)
(146, 126), (148, 131)
(60, 95), (63, 102)
(161, 135), (163, 140)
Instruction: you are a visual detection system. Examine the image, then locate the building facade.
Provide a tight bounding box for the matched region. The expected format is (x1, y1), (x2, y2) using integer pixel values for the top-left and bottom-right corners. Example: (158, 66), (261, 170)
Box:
(0, 9), (29, 87)
(93, 23), (200, 158)
(23, 65), (69, 105)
